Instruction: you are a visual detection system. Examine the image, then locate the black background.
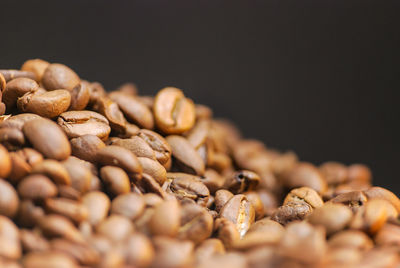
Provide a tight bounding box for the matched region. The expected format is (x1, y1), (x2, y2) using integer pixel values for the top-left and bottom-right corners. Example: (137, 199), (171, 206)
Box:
(1, 1), (400, 192)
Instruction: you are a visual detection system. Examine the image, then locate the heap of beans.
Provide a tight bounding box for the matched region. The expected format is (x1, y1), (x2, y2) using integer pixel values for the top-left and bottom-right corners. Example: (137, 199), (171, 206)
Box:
(0, 59), (399, 268)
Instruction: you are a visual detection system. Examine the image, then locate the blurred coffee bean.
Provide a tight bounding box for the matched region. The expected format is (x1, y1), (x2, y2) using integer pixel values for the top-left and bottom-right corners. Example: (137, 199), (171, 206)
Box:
(111, 193), (145, 220)
(0, 144), (11, 178)
(307, 203), (352, 235)
(100, 166), (130, 196)
(124, 233), (155, 268)
(70, 134), (105, 163)
(68, 82), (90, 111)
(38, 214), (84, 244)
(18, 174), (57, 200)
(151, 236), (194, 268)
(0, 127), (25, 150)
(32, 159), (71, 185)
(20, 229), (50, 252)
(328, 229), (373, 250)
(138, 157), (167, 185)
(149, 200), (180, 237)
(0, 215), (21, 260)
(0, 179), (19, 218)
(285, 162), (328, 194)
(44, 198), (88, 223)
(22, 251), (79, 268)
(20, 59), (50, 82)
(96, 214), (134, 242)
(82, 191), (110, 226)
(92, 97), (126, 133)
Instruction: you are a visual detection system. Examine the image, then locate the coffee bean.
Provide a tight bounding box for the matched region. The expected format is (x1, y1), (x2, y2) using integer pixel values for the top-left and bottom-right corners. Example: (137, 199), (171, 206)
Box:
(329, 190), (368, 212)
(194, 238), (225, 264)
(0, 73), (6, 92)
(214, 218), (240, 248)
(375, 223), (400, 246)
(32, 159), (71, 185)
(224, 170), (260, 194)
(111, 193), (145, 220)
(271, 201), (313, 225)
(136, 173), (168, 199)
(23, 118), (71, 160)
(22, 251), (79, 268)
(44, 198), (88, 223)
(364, 186), (400, 212)
(62, 157), (93, 193)
(124, 233), (155, 267)
(0, 215), (21, 259)
(154, 87), (196, 134)
(108, 136), (156, 160)
(307, 203), (352, 235)
(149, 200), (180, 237)
(215, 189), (234, 212)
(0, 69), (36, 82)
(0, 127), (25, 150)
(17, 89), (71, 118)
(197, 252), (247, 268)
(18, 175), (57, 200)
(70, 134), (105, 163)
(82, 191), (110, 226)
(284, 162), (328, 194)
(96, 145), (142, 177)
(58, 110), (111, 140)
(0, 113), (42, 130)
(96, 215), (134, 242)
(166, 135), (205, 175)
(0, 144), (11, 178)
(110, 91), (154, 129)
(16, 200), (45, 228)
(348, 164), (372, 183)
(20, 229), (50, 252)
(138, 157), (167, 185)
(137, 129), (171, 166)
(2, 78), (39, 111)
(92, 97), (126, 133)
(328, 229), (373, 250)
(100, 166), (130, 196)
(0, 179), (19, 218)
(167, 172), (210, 206)
(151, 236), (194, 268)
(68, 83), (90, 111)
(20, 59), (50, 82)
(244, 191), (264, 220)
(38, 214), (84, 243)
(319, 161), (348, 185)
(50, 238), (100, 266)
(283, 186), (324, 208)
(42, 63), (80, 91)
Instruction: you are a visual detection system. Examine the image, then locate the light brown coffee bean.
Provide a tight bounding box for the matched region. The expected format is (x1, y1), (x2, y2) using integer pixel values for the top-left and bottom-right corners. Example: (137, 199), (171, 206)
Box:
(0, 144), (11, 178)
(0, 127), (25, 150)
(124, 233), (155, 268)
(92, 97), (126, 133)
(283, 186), (324, 208)
(2, 78), (39, 111)
(70, 134), (105, 163)
(151, 236), (194, 268)
(271, 201), (313, 225)
(0, 73), (6, 92)
(42, 63), (80, 91)
(38, 214), (84, 244)
(44, 198), (88, 223)
(214, 218), (240, 248)
(0, 179), (19, 218)
(220, 194), (255, 237)
(137, 129), (171, 166)
(17, 89), (71, 118)
(166, 135), (205, 175)
(167, 172), (210, 206)
(68, 82), (90, 110)
(16, 200), (45, 228)
(96, 215), (134, 242)
(149, 200), (180, 237)
(20, 59), (50, 82)
(20, 229), (50, 253)
(110, 91), (154, 129)
(285, 162), (328, 194)
(224, 170), (260, 194)
(0, 113), (42, 130)
(136, 173), (168, 199)
(82, 191), (110, 226)
(307, 203), (353, 235)
(100, 166), (130, 196)
(200, 169), (225, 194)
(328, 230), (373, 250)
(62, 157), (92, 193)
(319, 161), (348, 185)
(108, 136), (156, 160)
(375, 223), (400, 246)
(194, 238), (225, 264)
(138, 157), (167, 185)
(23, 118), (71, 160)
(0, 215), (21, 260)
(22, 251), (78, 268)
(364, 186), (400, 213)
(244, 191), (264, 220)
(154, 87), (196, 134)
(115, 82), (138, 95)
(348, 163), (372, 183)
(18, 175), (57, 200)
(57, 110), (110, 140)
(197, 252), (247, 268)
(32, 159), (71, 185)
(329, 190), (368, 212)
(96, 145), (142, 176)
(257, 189), (278, 216)
(111, 193), (145, 220)
(215, 189), (234, 212)
(177, 203), (213, 244)
(50, 238), (100, 266)
(0, 69), (36, 82)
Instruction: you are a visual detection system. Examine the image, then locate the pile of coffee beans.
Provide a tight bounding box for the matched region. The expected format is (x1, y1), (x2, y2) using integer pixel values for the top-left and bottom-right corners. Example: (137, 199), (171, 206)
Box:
(0, 59), (399, 268)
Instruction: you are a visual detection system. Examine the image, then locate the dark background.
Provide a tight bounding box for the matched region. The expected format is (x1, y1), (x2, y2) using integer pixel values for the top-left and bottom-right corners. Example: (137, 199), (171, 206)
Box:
(1, 1), (400, 192)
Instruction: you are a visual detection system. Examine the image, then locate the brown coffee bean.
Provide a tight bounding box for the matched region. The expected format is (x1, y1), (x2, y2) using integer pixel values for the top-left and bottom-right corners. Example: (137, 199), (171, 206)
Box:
(257, 189), (278, 216)
(138, 157), (167, 185)
(2, 78), (39, 111)
(154, 87), (195, 134)
(215, 189), (234, 212)
(214, 218), (240, 248)
(186, 119), (210, 148)
(150, 200), (180, 237)
(22, 251), (78, 268)
(108, 136), (156, 160)
(96, 215), (134, 242)
(200, 169), (225, 194)
(348, 163), (372, 183)
(220, 194), (255, 237)
(68, 82), (90, 110)
(0, 73), (6, 92)
(44, 198), (88, 223)
(70, 134), (105, 163)
(194, 238), (225, 264)
(197, 252), (247, 268)
(92, 97), (126, 133)
(58, 110), (111, 140)
(62, 157), (92, 193)
(23, 118), (71, 160)
(100, 166), (130, 196)
(224, 170), (260, 194)
(32, 159), (71, 185)
(111, 193), (145, 220)
(285, 162), (328, 194)
(364, 186), (400, 213)
(329, 190), (368, 213)
(17, 89), (71, 118)
(18, 175), (57, 200)
(359, 247), (399, 268)
(244, 191), (264, 220)
(115, 82), (138, 95)
(42, 63), (80, 91)
(283, 186), (324, 208)
(136, 173), (168, 199)
(279, 221), (326, 264)
(351, 199), (393, 234)
(82, 191), (110, 226)
(0, 179), (19, 218)
(124, 233), (155, 268)
(177, 203), (213, 244)
(0, 113), (42, 130)
(20, 59), (50, 82)
(0, 144), (11, 178)
(20, 229), (50, 253)
(96, 145), (142, 177)
(324, 247), (362, 267)
(16, 200), (45, 228)
(167, 172), (210, 206)
(375, 223), (400, 246)
(151, 236), (194, 268)
(38, 214), (84, 244)
(319, 161), (348, 185)
(166, 135), (205, 175)
(328, 230), (373, 250)
(138, 129), (172, 166)
(307, 203), (353, 235)
(0, 127), (25, 150)
(110, 91), (154, 129)
(0, 215), (21, 260)
(271, 201), (313, 225)
(0, 69), (36, 82)
(50, 238), (100, 266)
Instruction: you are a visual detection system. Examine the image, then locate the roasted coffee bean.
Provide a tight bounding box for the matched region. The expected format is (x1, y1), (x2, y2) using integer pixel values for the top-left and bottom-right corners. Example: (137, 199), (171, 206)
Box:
(224, 170), (260, 194)
(138, 157), (167, 185)
(82, 191), (110, 226)
(167, 172), (210, 206)
(20, 59), (50, 82)
(17, 174), (57, 200)
(16, 200), (45, 228)
(0, 215), (21, 260)
(68, 82), (90, 110)
(42, 63), (80, 91)
(214, 218), (240, 248)
(215, 189), (234, 212)
(70, 134), (105, 163)
(32, 159), (71, 185)
(136, 173), (168, 198)
(96, 145), (142, 177)
(115, 82), (138, 95)
(166, 135), (205, 175)
(0, 144), (11, 178)
(201, 169), (225, 194)
(50, 238), (100, 266)
(0, 127), (25, 150)
(100, 166), (130, 196)
(108, 136), (156, 160)
(0, 69), (36, 82)
(23, 118), (71, 160)
(2, 78), (39, 111)
(244, 191), (265, 220)
(271, 201), (313, 225)
(17, 89), (71, 118)
(151, 236), (194, 268)
(0, 179), (19, 218)
(20, 229), (50, 252)
(92, 97), (126, 133)
(197, 252), (247, 268)
(194, 238), (225, 264)
(328, 190), (368, 212)
(319, 161), (348, 185)
(111, 193), (145, 220)
(375, 222), (400, 246)
(109, 91), (154, 129)
(0, 113), (42, 130)
(138, 129), (172, 166)
(58, 110), (111, 140)
(38, 214), (84, 243)
(307, 203), (353, 235)
(62, 156), (92, 193)
(0, 73), (6, 92)
(220, 194), (255, 237)
(154, 87), (196, 134)
(96, 214), (134, 242)
(149, 200), (180, 237)
(364, 186), (400, 212)
(348, 163), (372, 183)
(328, 229), (373, 250)
(285, 162), (328, 194)
(44, 198), (88, 223)
(257, 189), (278, 216)
(124, 233), (155, 267)
(22, 251), (79, 268)
(283, 186), (324, 208)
